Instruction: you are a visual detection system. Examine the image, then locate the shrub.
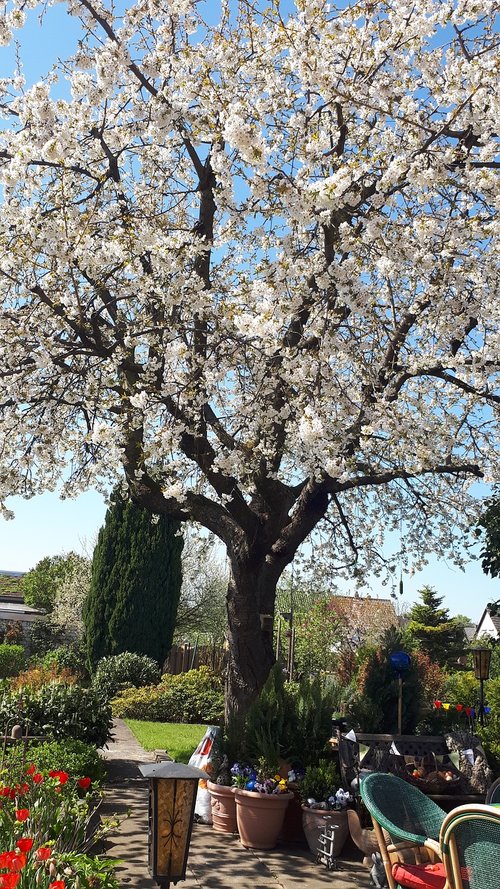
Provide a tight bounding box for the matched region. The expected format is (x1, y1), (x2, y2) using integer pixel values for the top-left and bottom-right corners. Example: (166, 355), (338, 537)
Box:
(5, 738), (106, 784)
(298, 759), (340, 804)
(0, 643), (25, 678)
(92, 651), (161, 701)
(28, 617), (67, 657)
(0, 682), (113, 747)
(113, 666), (224, 723)
(10, 663), (79, 691)
(34, 642), (91, 682)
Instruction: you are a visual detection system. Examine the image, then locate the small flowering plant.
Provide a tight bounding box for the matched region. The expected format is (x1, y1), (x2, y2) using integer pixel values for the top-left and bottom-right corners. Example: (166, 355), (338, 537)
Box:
(230, 763), (256, 789)
(231, 760), (288, 794)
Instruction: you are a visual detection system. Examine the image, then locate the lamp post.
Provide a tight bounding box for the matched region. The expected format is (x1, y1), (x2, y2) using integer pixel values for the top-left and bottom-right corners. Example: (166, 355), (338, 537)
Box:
(139, 761), (208, 888)
(471, 646), (492, 727)
(389, 651), (411, 735)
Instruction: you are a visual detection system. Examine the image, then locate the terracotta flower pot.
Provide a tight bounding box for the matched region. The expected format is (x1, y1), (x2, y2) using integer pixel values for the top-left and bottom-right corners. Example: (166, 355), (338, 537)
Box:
(207, 780), (237, 834)
(235, 788), (292, 850)
(301, 806), (349, 858)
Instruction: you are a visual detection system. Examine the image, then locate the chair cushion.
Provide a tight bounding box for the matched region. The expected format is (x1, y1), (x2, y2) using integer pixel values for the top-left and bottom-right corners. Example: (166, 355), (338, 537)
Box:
(391, 861), (446, 889)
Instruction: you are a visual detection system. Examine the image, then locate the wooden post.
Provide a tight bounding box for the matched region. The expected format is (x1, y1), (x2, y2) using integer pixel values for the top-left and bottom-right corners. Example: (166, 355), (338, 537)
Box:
(398, 674), (403, 735)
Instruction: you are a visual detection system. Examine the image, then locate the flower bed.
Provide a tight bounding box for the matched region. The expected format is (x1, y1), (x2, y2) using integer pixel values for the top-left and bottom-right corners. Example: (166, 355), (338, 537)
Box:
(0, 758), (119, 889)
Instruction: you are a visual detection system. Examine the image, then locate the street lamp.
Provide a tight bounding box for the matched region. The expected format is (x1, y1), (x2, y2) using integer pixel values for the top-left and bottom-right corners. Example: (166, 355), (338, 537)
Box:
(139, 761), (208, 888)
(471, 646), (492, 727)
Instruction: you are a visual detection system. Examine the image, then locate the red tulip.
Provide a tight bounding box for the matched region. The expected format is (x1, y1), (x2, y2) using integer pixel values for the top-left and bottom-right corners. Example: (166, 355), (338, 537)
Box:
(49, 881), (65, 889)
(77, 777), (91, 790)
(33, 773), (44, 785)
(35, 847), (52, 862)
(16, 838), (33, 853)
(0, 852), (17, 868)
(10, 852), (26, 872)
(48, 770), (69, 785)
(14, 809), (29, 822)
(25, 764), (36, 776)
(0, 874), (20, 888)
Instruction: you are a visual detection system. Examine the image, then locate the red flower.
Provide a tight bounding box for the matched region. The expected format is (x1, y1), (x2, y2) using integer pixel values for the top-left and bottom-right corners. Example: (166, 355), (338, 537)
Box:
(25, 764), (36, 776)
(32, 773), (44, 785)
(10, 852), (26, 872)
(49, 882), (65, 889)
(0, 787), (10, 798)
(77, 777), (91, 790)
(14, 809), (29, 822)
(0, 874), (20, 888)
(8, 790), (16, 801)
(0, 852), (17, 868)
(35, 847), (51, 862)
(15, 783), (30, 796)
(15, 838), (33, 853)
(48, 770), (69, 785)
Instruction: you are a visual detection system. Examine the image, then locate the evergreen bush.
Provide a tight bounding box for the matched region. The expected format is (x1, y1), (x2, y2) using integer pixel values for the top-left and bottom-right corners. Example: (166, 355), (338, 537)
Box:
(112, 666), (224, 723)
(35, 642), (91, 681)
(0, 643), (25, 678)
(5, 737), (106, 784)
(92, 651), (161, 700)
(0, 682), (112, 747)
(83, 490), (183, 667)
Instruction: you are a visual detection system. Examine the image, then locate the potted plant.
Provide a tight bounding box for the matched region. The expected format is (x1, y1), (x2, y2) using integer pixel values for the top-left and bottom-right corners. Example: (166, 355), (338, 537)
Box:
(207, 754), (238, 834)
(299, 760), (352, 857)
(232, 759), (293, 850)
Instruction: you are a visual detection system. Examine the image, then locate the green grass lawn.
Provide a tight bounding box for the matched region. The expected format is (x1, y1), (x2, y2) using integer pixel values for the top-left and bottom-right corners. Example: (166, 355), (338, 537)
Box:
(125, 720), (207, 763)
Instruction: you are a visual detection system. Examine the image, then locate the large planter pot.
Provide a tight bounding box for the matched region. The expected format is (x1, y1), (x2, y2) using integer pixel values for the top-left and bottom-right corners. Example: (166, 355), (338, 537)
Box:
(207, 780), (237, 834)
(301, 806), (349, 858)
(235, 789), (293, 850)
(279, 788), (306, 843)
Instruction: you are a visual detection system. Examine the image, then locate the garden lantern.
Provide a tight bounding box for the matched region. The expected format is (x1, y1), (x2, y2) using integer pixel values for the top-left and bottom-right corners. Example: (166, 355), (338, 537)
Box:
(471, 646), (492, 727)
(139, 761), (207, 888)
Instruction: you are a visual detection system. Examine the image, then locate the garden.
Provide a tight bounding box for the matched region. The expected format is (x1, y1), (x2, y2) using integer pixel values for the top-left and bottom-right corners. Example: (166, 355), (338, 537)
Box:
(0, 580), (499, 887)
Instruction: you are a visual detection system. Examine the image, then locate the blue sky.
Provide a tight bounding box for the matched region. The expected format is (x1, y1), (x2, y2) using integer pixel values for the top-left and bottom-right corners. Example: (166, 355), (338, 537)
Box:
(0, 2), (498, 623)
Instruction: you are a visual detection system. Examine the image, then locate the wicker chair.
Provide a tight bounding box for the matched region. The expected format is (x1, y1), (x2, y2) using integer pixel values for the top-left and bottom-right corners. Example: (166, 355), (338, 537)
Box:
(485, 776), (500, 805)
(440, 803), (500, 889)
(360, 772), (448, 889)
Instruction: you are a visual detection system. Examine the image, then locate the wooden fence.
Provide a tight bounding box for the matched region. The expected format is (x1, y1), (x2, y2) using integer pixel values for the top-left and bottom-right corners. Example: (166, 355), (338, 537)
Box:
(164, 642), (227, 675)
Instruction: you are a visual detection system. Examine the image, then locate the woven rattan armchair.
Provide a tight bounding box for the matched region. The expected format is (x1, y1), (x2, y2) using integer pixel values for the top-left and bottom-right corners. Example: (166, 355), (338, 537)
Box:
(485, 776), (500, 805)
(360, 772), (448, 889)
(440, 803), (500, 889)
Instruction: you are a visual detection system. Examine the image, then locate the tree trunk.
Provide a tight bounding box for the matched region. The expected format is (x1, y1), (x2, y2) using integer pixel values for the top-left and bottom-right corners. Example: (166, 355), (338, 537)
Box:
(224, 563), (277, 722)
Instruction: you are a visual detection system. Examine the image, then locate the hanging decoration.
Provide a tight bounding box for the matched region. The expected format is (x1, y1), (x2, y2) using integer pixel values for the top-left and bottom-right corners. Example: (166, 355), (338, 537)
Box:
(433, 701), (492, 716)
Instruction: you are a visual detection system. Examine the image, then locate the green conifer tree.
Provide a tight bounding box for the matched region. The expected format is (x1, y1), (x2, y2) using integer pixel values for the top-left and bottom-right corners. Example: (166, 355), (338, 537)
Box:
(83, 490), (183, 667)
(407, 585), (465, 669)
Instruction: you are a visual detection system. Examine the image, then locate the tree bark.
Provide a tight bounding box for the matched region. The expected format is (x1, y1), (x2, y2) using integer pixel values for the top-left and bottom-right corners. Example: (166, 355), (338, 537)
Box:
(224, 563), (277, 723)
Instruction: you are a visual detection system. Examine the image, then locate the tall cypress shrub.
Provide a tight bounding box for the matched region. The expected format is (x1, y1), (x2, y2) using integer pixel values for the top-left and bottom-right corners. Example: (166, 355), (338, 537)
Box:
(84, 490), (183, 667)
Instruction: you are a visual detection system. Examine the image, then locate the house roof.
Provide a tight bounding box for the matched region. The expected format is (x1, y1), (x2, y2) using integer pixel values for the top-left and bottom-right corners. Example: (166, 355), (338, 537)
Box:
(327, 594), (398, 640)
(476, 607), (500, 639)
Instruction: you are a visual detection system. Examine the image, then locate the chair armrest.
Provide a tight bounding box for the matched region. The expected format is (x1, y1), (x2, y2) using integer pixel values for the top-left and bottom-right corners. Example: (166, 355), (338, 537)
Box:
(387, 841), (422, 853)
(423, 838), (442, 858)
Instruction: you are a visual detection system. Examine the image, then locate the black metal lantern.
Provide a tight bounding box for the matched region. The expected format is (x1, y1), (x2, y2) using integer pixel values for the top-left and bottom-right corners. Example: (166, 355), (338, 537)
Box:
(139, 761), (207, 888)
(471, 646), (492, 726)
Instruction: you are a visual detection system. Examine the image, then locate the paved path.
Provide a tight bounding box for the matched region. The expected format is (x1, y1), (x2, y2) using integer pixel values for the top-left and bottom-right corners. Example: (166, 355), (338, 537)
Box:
(99, 720), (371, 889)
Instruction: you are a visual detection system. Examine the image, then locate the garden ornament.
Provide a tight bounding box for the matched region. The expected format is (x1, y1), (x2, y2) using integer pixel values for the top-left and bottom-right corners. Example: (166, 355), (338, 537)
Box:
(370, 852), (387, 888)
